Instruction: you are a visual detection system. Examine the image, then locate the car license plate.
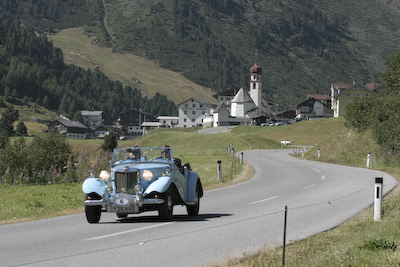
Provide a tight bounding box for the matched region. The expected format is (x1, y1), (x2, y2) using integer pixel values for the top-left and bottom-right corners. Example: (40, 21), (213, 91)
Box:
(109, 205), (136, 212)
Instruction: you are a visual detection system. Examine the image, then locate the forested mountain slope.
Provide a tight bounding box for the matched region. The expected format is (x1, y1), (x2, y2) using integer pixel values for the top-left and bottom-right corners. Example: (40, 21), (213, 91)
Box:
(1, 0), (399, 110)
(0, 21), (177, 123)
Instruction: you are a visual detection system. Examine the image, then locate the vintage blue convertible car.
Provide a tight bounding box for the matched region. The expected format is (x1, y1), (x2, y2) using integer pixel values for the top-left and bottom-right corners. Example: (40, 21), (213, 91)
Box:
(82, 146), (203, 223)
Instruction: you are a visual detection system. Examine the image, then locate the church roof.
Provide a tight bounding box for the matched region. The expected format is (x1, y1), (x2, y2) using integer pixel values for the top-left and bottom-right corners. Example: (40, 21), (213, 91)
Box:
(212, 87), (241, 98)
(231, 87), (254, 103)
(250, 63), (262, 75)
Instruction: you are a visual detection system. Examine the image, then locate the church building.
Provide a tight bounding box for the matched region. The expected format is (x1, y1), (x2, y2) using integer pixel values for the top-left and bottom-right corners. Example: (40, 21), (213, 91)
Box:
(176, 56), (273, 127)
(210, 58), (273, 126)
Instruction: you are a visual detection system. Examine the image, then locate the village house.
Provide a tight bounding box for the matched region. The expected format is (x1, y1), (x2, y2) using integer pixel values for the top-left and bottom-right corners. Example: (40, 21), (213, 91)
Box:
(177, 98), (215, 128)
(80, 110), (103, 128)
(306, 94), (331, 108)
(156, 116), (179, 127)
(92, 125), (110, 138)
(296, 98), (330, 120)
(115, 109), (156, 136)
(47, 119), (88, 139)
(331, 82), (380, 117)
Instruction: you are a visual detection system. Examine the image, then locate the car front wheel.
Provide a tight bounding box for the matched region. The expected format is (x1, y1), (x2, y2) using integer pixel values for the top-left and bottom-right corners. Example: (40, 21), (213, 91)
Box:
(159, 188), (173, 220)
(85, 206), (101, 223)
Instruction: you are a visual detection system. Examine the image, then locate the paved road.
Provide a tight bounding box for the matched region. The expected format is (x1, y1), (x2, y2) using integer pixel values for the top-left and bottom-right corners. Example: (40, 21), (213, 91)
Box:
(196, 126), (236, 134)
(1, 150), (397, 267)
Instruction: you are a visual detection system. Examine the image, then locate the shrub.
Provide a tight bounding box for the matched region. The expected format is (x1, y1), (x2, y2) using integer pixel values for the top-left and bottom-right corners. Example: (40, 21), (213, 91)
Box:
(345, 96), (379, 130)
(369, 95), (400, 153)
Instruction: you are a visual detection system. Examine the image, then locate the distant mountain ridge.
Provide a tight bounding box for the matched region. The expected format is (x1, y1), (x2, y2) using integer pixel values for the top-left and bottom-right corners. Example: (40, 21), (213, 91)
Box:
(1, 0), (399, 110)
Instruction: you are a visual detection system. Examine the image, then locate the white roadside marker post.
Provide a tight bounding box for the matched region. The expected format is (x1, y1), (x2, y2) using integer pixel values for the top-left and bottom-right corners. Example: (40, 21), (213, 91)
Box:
(367, 152), (371, 167)
(374, 177), (383, 221)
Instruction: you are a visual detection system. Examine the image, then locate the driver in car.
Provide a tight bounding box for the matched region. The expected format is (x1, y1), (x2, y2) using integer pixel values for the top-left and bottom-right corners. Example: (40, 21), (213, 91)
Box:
(127, 147), (141, 161)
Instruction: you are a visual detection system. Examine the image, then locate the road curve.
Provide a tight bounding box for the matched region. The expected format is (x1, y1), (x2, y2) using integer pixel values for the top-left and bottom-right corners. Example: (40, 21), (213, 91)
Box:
(0, 150), (397, 267)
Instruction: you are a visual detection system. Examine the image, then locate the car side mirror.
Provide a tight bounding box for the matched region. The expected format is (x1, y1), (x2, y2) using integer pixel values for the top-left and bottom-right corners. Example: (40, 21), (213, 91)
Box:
(183, 163), (191, 171)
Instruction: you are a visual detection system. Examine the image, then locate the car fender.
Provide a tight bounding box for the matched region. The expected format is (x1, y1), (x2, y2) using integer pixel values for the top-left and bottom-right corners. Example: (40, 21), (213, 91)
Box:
(82, 178), (106, 196)
(186, 172), (203, 203)
(143, 176), (173, 196)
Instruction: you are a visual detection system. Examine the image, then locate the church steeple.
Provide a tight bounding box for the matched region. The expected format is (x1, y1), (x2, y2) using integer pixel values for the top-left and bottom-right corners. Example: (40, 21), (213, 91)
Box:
(250, 50), (262, 114)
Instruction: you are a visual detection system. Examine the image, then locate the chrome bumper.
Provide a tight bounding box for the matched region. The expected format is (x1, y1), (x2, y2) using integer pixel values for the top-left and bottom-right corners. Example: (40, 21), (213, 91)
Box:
(83, 193), (165, 209)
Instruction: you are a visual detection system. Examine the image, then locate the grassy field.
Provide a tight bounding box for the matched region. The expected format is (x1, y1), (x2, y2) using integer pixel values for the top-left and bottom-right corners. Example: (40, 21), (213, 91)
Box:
(2, 118), (399, 266)
(0, 98), (61, 136)
(48, 28), (216, 105)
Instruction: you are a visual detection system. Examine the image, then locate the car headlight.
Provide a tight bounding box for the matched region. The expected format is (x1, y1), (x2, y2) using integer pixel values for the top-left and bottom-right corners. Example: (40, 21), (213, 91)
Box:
(106, 185), (113, 194)
(99, 170), (111, 182)
(134, 185), (142, 194)
(142, 170), (154, 181)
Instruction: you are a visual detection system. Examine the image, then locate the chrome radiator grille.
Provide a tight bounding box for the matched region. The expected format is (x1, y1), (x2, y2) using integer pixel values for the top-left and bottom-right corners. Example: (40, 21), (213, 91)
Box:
(115, 172), (138, 194)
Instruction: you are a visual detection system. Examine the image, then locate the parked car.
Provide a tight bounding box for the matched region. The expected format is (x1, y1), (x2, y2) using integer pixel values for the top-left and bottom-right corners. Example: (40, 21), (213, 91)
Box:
(82, 146), (203, 223)
(280, 140), (291, 145)
(260, 122), (274, 126)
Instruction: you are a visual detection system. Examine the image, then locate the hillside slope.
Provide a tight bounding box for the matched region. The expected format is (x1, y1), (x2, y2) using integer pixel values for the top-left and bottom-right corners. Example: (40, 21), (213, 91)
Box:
(49, 28), (216, 105)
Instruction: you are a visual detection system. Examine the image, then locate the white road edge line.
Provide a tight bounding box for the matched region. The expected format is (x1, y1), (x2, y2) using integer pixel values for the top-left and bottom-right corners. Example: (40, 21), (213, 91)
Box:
(86, 222), (174, 241)
(248, 196), (279, 205)
(312, 168), (322, 173)
(304, 184), (316, 189)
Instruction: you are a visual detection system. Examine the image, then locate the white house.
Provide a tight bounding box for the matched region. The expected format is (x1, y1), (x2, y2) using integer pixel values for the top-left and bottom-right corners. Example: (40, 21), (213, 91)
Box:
(157, 116), (179, 127)
(296, 98), (330, 119)
(177, 98), (215, 127)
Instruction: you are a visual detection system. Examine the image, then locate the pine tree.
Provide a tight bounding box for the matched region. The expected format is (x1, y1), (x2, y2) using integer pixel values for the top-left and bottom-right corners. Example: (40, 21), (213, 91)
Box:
(0, 105), (19, 137)
(101, 131), (118, 152)
(16, 121), (28, 136)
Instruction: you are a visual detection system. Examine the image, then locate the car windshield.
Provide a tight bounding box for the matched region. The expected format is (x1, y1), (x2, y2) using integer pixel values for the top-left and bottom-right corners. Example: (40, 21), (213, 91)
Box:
(112, 147), (173, 164)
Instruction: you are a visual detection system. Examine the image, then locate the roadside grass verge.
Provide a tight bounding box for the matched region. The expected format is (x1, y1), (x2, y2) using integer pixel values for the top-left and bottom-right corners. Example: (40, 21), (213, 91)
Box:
(0, 183), (84, 224)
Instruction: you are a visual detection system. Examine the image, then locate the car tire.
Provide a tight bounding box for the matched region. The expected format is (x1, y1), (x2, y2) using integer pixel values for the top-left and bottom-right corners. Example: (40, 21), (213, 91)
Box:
(85, 206), (101, 223)
(187, 183), (200, 216)
(159, 188), (173, 220)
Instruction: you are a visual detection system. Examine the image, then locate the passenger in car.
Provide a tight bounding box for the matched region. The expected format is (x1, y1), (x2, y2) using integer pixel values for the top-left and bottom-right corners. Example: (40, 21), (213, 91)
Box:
(161, 145), (170, 159)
